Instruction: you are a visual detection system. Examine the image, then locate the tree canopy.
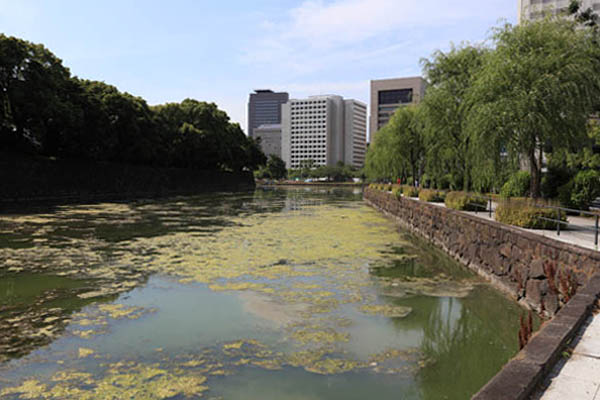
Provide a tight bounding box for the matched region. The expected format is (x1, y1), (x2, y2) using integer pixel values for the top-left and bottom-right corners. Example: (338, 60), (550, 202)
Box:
(0, 34), (265, 172)
(365, 17), (600, 205)
(467, 19), (600, 197)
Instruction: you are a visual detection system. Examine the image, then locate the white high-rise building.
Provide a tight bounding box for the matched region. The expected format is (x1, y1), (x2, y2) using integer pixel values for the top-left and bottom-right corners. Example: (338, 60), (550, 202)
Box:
(281, 95), (367, 169)
(518, 0), (600, 22)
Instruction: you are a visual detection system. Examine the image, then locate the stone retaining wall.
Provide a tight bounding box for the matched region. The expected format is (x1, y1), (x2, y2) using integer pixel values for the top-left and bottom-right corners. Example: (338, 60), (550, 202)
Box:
(0, 152), (255, 207)
(364, 188), (600, 316)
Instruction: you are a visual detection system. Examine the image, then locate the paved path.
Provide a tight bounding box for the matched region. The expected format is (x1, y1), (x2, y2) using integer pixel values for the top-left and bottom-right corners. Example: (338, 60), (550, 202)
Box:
(535, 310), (600, 399)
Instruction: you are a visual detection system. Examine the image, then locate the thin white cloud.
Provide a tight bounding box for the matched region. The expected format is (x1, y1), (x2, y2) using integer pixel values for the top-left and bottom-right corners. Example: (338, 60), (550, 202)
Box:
(243, 0), (511, 75)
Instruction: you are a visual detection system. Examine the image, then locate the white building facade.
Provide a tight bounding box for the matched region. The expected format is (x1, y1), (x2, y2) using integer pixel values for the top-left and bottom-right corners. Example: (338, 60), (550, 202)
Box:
(518, 0), (600, 22)
(281, 95), (367, 169)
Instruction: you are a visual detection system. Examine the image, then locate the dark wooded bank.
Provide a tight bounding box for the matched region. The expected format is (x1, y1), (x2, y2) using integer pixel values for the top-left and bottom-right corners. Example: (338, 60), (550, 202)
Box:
(0, 152), (254, 207)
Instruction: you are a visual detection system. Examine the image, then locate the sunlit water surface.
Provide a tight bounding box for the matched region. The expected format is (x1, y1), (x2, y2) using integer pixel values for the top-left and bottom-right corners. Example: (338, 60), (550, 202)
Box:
(0, 187), (523, 399)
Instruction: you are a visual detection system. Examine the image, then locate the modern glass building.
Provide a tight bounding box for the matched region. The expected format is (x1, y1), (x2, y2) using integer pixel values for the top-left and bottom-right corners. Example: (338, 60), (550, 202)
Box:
(247, 90), (289, 138)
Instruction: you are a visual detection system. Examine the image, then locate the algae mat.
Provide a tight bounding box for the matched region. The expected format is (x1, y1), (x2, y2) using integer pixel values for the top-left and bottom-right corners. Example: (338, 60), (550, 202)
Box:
(0, 188), (523, 399)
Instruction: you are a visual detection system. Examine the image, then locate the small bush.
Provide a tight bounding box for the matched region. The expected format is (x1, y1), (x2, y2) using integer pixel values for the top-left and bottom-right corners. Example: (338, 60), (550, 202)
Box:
(391, 186), (402, 198)
(419, 189), (445, 202)
(500, 171), (531, 198)
(402, 185), (419, 198)
(558, 170), (600, 210)
(542, 165), (572, 199)
(444, 191), (487, 211)
(495, 198), (566, 229)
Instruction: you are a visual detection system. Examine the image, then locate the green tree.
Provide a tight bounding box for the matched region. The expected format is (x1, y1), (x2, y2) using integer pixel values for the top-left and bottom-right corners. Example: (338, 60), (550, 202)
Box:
(365, 106), (423, 184)
(467, 19), (600, 197)
(0, 34), (72, 153)
(266, 154), (287, 179)
(420, 44), (488, 191)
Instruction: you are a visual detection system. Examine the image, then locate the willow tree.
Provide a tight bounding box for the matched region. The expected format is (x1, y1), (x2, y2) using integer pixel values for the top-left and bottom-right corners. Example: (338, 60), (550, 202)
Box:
(467, 19), (600, 198)
(420, 44), (488, 191)
(365, 105), (423, 183)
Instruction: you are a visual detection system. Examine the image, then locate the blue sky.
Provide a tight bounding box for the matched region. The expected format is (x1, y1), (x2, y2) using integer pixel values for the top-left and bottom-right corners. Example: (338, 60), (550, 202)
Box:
(0, 0), (517, 133)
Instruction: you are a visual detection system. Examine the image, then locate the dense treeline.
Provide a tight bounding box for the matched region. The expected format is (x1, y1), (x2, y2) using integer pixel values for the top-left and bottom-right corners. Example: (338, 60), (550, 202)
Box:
(366, 8), (600, 205)
(0, 35), (265, 171)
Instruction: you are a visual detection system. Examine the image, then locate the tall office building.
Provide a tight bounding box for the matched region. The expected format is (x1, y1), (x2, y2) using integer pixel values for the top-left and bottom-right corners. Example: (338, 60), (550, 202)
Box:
(247, 90), (289, 138)
(281, 95), (367, 169)
(518, 0), (600, 22)
(253, 124), (282, 158)
(369, 77), (426, 138)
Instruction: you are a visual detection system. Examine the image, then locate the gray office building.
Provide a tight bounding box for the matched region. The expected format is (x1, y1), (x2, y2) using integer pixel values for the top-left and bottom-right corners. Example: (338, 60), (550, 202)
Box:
(253, 124), (282, 159)
(247, 90), (289, 138)
(518, 0), (600, 22)
(369, 77), (426, 138)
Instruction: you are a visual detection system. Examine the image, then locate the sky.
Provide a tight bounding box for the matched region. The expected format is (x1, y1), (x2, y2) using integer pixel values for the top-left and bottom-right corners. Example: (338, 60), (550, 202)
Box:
(0, 0), (517, 134)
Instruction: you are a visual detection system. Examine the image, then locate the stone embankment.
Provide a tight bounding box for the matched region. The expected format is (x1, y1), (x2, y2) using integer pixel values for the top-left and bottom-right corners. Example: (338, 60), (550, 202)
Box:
(364, 187), (600, 400)
(0, 152), (255, 207)
(364, 187), (600, 315)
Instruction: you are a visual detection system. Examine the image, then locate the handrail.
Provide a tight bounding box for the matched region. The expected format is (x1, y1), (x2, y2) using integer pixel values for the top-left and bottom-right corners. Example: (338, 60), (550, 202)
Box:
(533, 203), (600, 217)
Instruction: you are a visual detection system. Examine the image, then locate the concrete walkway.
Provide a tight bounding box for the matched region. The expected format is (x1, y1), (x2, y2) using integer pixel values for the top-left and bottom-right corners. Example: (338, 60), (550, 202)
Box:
(535, 309), (600, 399)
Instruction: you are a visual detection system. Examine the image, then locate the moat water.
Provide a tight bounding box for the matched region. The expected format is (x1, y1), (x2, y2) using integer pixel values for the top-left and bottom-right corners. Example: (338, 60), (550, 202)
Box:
(0, 187), (523, 399)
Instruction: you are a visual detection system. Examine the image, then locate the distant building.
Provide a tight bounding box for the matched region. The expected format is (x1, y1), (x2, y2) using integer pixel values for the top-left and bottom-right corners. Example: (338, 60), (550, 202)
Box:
(281, 95), (367, 169)
(253, 124), (282, 159)
(247, 90), (289, 138)
(369, 77), (426, 138)
(518, 0), (600, 22)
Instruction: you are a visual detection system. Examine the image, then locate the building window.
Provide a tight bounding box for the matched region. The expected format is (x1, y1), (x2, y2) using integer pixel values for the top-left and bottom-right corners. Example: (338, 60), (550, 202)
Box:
(378, 89), (413, 105)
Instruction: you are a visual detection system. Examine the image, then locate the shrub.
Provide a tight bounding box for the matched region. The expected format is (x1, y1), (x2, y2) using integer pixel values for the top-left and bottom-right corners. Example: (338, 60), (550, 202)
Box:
(402, 185), (419, 198)
(436, 174), (452, 190)
(391, 186), (402, 198)
(542, 165), (572, 199)
(557, 181), (575, 209)
(444, 191), (487, 211)
(500, 171), (531, 198)
(495, 198), (566, 229)
(419, 189), (445, 202)
(558, 170), (600, 210)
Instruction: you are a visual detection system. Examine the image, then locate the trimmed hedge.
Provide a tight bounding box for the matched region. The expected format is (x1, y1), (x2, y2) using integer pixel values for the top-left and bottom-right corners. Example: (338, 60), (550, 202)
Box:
(445, 191), (488, 211)
(495, 198), (566, 229)
(419, 189), (445, 203)
(402, 185), (419, 198)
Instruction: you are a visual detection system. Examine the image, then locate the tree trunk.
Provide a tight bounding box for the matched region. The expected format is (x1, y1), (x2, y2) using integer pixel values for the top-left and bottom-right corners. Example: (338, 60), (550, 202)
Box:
(529, 148), (541, 198)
